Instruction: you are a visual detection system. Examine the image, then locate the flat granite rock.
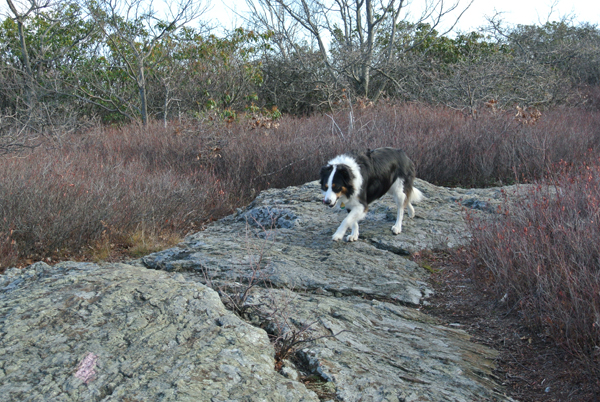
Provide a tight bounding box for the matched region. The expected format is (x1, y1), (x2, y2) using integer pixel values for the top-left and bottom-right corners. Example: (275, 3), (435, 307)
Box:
(0, 261), (318, 402)
(140, 179), (516, 401)
(143, 179), (511, 307)
(1, 179), (518, 401)
(248, 287), (508, 402)
(142, 233), (430, 306)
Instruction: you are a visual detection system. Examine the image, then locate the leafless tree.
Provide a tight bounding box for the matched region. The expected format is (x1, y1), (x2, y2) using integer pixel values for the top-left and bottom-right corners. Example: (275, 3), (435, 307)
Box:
(4, 0), (56, 111)
(246, 0), (472, 101)
(83, 0), (208, 125)
(1, 0), (76, 152)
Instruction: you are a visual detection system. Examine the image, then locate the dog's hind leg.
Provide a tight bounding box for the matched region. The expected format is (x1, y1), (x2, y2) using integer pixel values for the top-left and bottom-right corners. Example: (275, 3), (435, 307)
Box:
(406, 187), (422, 218)
(390, 180), (406, 234)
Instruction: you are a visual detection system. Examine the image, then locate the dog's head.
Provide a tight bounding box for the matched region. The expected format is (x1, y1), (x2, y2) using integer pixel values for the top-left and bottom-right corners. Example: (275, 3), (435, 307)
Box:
(320, 164), (353, 207)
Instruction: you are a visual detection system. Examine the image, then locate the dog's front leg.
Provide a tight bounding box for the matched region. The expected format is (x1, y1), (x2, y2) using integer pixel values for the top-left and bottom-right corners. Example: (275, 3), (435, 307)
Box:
(332, 222), (348, 241)
(347, 221), (360, 242)
(332, 206), (365, 242)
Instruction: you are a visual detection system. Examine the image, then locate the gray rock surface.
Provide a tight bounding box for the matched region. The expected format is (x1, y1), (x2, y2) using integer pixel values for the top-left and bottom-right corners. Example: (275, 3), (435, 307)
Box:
(0, 179), (516, 401)
(250, 289), (505, 402)
(0, 261), (318, 401)
(140, 179), (514, 401)
(142, 179), (511, 306)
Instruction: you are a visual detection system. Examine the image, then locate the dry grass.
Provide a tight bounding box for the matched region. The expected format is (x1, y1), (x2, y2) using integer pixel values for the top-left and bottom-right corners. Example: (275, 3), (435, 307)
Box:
(1, 103), (600, 271)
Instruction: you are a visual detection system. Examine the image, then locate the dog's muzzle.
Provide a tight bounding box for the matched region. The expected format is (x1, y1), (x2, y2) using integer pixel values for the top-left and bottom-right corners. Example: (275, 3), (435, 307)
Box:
(323, 197), (337, 208)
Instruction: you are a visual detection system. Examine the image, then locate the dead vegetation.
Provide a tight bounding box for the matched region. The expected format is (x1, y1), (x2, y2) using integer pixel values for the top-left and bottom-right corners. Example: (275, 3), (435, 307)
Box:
(2, 104), (600, 270)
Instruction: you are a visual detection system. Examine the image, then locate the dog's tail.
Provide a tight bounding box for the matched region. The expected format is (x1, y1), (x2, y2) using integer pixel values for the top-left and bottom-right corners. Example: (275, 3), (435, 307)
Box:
(409, 187), (424, 204)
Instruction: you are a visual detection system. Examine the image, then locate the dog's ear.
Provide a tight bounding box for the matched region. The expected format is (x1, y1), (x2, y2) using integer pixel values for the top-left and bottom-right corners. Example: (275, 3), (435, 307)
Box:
(337, 165), (353, 186)
(320, 165), (333, 183)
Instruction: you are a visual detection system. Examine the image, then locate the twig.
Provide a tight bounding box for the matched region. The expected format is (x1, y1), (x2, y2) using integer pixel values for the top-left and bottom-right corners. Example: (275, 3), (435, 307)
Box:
(325, 113), (345, 139)
(254, 157), (308, 180)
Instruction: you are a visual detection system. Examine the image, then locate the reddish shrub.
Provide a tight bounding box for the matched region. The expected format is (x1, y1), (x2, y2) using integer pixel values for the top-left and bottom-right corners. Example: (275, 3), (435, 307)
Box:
(468, 160), (600, 374)
(0, 122), (222, 269)
(1, 103), (600, 270)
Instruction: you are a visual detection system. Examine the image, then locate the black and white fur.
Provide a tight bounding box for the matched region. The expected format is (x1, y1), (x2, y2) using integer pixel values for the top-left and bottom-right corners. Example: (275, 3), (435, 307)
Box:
(320, 148), (423, 242)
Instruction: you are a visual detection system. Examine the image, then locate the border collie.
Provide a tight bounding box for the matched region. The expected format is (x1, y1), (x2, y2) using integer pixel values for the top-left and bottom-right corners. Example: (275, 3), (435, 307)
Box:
(320, 148), (423, 242)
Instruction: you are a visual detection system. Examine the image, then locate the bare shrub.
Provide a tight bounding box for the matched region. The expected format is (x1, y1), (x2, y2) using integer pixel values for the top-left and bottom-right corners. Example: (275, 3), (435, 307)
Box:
(202, 217), (279, 319)
(268, 313), (324, 368)
(257, 102), (600, 188)
(468, 160), (600, 374)
(252, 288), (345, 371)
(0, 121), (221, 269)
(2, 104), (600, 270)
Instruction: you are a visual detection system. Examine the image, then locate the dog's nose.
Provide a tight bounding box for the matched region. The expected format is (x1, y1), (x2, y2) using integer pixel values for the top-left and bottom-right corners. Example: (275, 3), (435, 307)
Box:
(323, 198), (336, 207)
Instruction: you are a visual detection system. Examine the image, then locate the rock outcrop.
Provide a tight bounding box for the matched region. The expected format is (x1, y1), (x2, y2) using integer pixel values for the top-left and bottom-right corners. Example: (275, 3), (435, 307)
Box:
(0, 179), (515, 401)
(0, 261), (318, 401)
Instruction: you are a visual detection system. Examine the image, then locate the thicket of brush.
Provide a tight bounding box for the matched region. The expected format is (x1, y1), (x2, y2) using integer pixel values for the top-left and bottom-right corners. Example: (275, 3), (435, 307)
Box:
(468, 160), (600, 375)
(2, 102), (599, 270)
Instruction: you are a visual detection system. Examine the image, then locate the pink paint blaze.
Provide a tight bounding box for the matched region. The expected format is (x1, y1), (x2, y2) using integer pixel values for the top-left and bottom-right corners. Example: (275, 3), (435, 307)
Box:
(75, 352), (98, 384)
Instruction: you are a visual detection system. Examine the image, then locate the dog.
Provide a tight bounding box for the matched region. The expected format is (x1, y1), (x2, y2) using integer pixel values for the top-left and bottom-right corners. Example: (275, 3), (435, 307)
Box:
(320, 147), (423, 242)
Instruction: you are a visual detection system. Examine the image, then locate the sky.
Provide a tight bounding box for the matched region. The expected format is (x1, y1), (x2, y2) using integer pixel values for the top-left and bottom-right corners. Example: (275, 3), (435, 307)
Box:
(1, 0), (597, 35)
(204, 0), (600, 34)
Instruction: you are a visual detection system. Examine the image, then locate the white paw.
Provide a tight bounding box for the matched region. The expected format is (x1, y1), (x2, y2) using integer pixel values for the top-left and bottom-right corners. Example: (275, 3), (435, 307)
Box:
(392, 225), (402, 234)
(346, 233), (359, 242)
(332, 233), (344, 241)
